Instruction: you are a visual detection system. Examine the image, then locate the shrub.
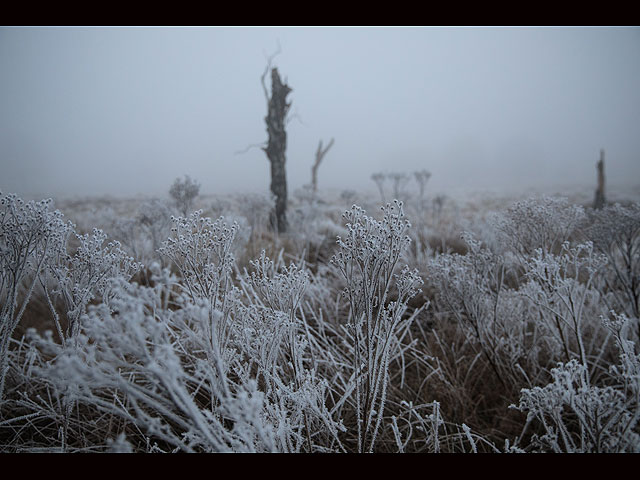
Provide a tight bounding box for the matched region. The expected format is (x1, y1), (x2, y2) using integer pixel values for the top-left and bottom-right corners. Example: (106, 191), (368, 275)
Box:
(512, 312), (640, 453)
(0, 193), (68, 403)
(2, 191), (639, 453)
(584, 203), (640, 325)
(491, 195), (586, 263)
(169, 175), (200, 217)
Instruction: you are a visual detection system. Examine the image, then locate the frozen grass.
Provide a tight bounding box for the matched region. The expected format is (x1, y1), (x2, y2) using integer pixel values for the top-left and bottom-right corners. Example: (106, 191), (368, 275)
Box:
(1, 183), (639, 452)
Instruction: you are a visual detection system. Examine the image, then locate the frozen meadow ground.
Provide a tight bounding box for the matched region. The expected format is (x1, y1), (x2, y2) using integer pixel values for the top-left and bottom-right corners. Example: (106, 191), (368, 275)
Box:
(1, 182), (639, 452)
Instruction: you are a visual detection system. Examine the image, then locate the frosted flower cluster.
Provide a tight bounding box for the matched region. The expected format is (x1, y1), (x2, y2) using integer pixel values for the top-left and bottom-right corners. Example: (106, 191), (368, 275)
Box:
(2, 189), (639, 453)
(331, 200), (424, 452)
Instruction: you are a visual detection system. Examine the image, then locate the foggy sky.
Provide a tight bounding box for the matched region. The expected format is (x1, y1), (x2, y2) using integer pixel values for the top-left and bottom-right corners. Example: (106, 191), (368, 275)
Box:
(1, 26), (639, 198)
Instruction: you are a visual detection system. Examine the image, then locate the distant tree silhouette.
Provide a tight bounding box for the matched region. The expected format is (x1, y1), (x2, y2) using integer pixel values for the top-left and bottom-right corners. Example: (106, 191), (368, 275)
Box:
(311, 138), (334, 195)
(371, 172), (387, 203)
(389, 172), (409, 201)
(414, 169), (432, 204)
(593, 149), (606, 210)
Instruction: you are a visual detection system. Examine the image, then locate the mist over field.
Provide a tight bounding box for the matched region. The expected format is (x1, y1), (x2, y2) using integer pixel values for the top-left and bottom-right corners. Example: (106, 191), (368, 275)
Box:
(1, 26), (639, 198)
(2, 26), (640, 453)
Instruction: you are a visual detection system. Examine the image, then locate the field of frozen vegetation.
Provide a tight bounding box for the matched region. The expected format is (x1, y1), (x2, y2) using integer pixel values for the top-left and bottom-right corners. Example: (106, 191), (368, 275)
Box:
(1, 175), (639, 453)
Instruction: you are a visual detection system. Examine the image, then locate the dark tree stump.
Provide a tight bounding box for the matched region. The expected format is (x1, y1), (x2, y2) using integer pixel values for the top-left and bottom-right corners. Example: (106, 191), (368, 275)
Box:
(263, 67), (292, 233)
(594, 149), (606, 210)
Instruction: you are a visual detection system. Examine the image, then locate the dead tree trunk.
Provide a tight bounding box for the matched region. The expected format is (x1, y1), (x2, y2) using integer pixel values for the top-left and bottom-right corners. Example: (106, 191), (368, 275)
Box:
(311, 138), (334, 194)
(594, 149), (606, 210)
(263, 67), (292, 233)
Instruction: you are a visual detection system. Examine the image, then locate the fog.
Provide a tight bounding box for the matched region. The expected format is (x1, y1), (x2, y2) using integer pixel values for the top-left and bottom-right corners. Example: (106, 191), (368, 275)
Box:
(1, 26), (639, 199)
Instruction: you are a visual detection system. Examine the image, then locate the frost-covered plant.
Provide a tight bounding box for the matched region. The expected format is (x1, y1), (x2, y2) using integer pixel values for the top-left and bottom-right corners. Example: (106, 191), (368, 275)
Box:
(287, 190), (342, 265)
(340, 189), (357, 206)
(389, 400), (444, 453)
(0, 193), (69, 403)
(331, 200), (424, 452)
(158, 216), (331, 451)
(137, 198), (173, 265)
(522, 241), (609, 369)
(584, 203), (640, 324)
(605, 312), (640, 398)
(243, 251), (310, 391)
(232, 307), (345, 453)
(159, 211), (238, 355)
(289, 187), (325, 246)
(512, 313), (640, 452)
(41, 227), (142, 345)
(246, 251), (308, 318)
(431, 195), (446, 223)
(108, 217), (142, 263)
(6, 188), (638, 453)
(403, 193), (465, 261)
(103, 198), (170, 266)
(169, 175), (200, 217)
(230, 192), (274, 235)
(159, 211), (237, 308)
(24, 226), (142, 447)
(1, 331), (95, 452)
(28, 280), (281, 452)
(492, 196), (586, 263)
(23, 246), (344, 452)
(239, 251), (345, 452)
(387, 393), (504, 452)
(222, 214), (251, 261)
(426, 232), (548, 393)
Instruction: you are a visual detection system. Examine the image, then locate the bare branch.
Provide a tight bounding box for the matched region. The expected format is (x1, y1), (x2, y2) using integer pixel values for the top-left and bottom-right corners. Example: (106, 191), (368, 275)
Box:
(286, 108), (306, 127)
(235, 142), (267, 156)
(311, 138), (335, 193)
(317, 138), (335, 160)
(261, 41), (282, 106)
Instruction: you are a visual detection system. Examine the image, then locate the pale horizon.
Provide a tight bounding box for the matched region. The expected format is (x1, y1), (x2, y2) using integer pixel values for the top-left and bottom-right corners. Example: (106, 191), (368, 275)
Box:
(1, 26), (639, 199)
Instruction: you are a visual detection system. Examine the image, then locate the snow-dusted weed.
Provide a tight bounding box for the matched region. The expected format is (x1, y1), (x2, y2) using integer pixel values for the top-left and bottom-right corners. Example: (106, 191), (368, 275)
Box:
(2, 190), (639, 453)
